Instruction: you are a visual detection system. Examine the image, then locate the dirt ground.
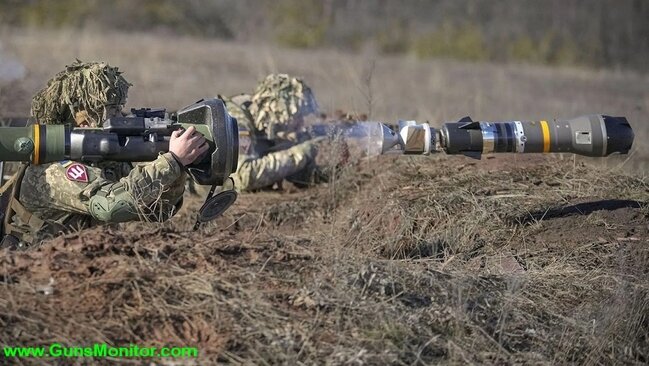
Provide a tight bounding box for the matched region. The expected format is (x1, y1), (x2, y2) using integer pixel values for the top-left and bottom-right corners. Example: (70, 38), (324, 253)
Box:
(0, 30), (648, 365)
(1, 154), (647, 365)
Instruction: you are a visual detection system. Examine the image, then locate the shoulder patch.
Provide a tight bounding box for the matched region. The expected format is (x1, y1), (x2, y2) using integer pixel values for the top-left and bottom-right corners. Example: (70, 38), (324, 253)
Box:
(59, 160), (73, 167)
(65, 163), (89, 183)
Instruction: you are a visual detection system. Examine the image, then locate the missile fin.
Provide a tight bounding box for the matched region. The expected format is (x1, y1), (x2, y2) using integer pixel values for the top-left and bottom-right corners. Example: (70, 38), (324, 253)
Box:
(458, 121), (480, 129)
(458, 116), (474, 122)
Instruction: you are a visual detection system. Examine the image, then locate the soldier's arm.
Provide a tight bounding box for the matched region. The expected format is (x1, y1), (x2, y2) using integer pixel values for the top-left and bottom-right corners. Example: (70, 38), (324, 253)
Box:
(87, 153), (186, 222)
(233, 140), (316, 191)
(21, 153), (187, 223)
(88, 126), (208, 222)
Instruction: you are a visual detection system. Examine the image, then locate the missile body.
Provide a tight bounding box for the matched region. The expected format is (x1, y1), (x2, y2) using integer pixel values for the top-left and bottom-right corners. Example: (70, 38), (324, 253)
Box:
(391, 115), (633, 158)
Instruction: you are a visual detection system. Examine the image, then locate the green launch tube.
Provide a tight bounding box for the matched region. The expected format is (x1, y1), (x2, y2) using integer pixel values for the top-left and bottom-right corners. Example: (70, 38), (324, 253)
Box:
(0, 124), (67, 164)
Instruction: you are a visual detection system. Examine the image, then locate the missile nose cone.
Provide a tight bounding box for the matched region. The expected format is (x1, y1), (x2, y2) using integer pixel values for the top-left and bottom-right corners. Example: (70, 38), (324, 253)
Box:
(604, 116), (634, 155)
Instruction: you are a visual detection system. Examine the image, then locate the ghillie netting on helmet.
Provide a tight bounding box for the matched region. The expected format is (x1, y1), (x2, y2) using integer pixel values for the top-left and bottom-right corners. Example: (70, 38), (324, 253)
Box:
(249, 73), (318, 139)
(31, 60), (131, 126)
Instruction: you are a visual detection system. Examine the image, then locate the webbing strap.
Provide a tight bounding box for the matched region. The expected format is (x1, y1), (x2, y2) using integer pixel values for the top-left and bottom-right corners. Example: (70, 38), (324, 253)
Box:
(1, 164), (44, 244)
(0, 166), (23, 195)
(10, 198), (45, 230)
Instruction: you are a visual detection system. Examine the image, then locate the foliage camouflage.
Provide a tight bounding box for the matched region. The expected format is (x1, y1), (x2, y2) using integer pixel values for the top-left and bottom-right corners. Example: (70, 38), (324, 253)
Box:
(249, 74), (318, 140)
(30, 60), (131, 126)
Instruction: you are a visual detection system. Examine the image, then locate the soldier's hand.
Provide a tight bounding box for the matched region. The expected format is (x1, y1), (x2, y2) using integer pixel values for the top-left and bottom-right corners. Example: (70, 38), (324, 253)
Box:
(169, 126), (210, 166)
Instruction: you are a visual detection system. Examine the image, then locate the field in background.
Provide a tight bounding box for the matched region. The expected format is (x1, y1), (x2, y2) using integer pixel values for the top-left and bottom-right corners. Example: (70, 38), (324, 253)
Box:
(0, 29), (648, 365)
(2, 0), (648, 72)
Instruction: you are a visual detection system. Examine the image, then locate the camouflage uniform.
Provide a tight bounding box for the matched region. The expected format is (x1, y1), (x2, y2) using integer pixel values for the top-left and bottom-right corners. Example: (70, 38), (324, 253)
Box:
(1, 61), (186, 246)
(221, 74), (321, 191)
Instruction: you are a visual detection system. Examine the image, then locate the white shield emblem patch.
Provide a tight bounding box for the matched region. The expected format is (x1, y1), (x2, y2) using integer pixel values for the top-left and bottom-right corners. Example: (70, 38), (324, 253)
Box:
(65, 163), (89, 183)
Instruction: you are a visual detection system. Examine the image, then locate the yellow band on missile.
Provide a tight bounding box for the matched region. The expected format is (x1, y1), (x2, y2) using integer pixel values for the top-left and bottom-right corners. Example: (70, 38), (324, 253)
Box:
(540, 120), (550, 153)
(33, 124), (40, 164)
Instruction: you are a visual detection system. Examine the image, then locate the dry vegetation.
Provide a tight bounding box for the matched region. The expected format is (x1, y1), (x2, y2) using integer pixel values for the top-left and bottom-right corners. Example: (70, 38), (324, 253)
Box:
(2, 0), (648, 71)
(0, 29), (648, 365)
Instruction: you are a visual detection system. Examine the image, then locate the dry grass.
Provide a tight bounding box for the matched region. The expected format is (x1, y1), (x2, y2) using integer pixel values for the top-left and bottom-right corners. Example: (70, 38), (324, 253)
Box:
(0, 29), (648, 365)
(2, 156), (647, 365)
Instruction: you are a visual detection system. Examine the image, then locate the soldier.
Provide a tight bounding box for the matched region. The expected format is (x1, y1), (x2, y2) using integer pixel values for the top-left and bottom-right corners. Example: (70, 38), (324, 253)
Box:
(221, 73), (337, 192)
(0, 61), (208, 247)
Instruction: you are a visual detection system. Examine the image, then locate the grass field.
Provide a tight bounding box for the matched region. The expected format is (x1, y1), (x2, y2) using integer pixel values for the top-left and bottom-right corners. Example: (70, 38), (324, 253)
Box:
(0, 29), (648, 365)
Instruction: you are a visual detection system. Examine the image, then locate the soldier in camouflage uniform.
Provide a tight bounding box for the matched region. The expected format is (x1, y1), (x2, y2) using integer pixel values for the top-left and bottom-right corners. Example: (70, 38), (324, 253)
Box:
(1, 61), (208, 246)
(221, 74), (324, 191)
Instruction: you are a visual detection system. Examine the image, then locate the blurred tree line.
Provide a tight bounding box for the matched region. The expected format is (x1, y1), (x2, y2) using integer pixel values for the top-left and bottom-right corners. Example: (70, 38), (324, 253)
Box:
(1, 0), (647, 72)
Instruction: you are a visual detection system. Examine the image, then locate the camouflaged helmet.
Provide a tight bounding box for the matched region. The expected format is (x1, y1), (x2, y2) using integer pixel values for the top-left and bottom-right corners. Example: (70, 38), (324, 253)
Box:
(31, 60), (131, 126)
(249, 73), (318, 139)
